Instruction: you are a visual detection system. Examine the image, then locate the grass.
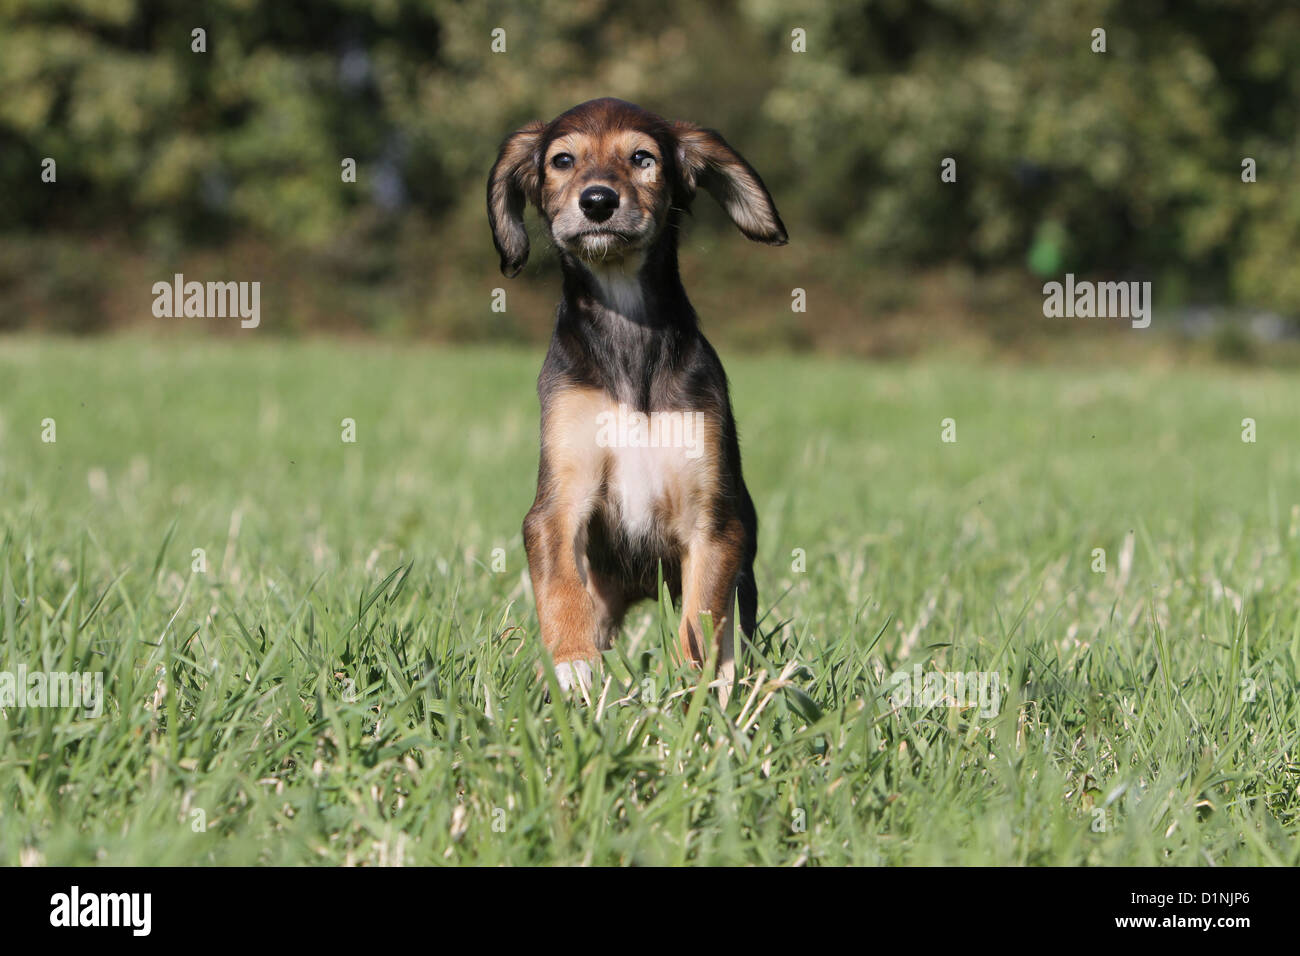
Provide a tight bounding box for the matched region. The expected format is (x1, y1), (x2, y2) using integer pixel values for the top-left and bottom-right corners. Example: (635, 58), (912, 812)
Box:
(0, 334), (1297, 866)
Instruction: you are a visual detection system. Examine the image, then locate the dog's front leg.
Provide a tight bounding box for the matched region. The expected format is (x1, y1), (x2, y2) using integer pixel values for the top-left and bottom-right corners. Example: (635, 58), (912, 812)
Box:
(678, 520), (746, 705)
(523, 499), (601, 692)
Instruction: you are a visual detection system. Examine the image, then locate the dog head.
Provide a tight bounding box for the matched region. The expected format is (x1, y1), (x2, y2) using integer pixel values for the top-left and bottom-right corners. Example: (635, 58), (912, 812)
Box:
(488, 98), (787, 277)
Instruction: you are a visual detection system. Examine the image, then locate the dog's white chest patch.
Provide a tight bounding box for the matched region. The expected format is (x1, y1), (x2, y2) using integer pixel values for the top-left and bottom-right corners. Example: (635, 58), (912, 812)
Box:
(608, 442), (687, 539)
(595, 403), (715, 542)
(544, 388), (720, 546)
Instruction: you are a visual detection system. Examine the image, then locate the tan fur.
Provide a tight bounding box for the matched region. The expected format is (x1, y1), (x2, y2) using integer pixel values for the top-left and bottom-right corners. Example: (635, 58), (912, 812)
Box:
(529, 387), (735, 680)
(678, 520), (745, 694)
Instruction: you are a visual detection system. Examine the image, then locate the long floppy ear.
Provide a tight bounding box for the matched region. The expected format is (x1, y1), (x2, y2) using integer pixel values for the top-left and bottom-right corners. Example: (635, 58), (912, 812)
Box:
(672, 122), (788, 245)
(487, 121), (545, 277)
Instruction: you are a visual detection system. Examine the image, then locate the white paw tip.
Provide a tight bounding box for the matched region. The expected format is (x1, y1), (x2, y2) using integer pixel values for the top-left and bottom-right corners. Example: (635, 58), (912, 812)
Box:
(554, 660), (594, 692)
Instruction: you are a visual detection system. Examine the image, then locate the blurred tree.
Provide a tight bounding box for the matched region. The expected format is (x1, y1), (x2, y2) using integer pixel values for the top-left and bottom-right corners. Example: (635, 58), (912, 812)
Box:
(1, 0), (1298, 322)
(748, 0), (1300, 309)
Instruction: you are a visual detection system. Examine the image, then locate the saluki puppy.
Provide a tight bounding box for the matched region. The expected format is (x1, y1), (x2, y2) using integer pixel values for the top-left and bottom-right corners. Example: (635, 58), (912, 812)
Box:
(488, 98), (787, 699)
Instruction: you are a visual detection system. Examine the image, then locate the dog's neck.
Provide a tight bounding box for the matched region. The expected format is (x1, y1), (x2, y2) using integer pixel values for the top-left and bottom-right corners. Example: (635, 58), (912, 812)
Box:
(554, 226), (699, 407)
(558, 224), (692, 327)
(582, 252), (649, 320)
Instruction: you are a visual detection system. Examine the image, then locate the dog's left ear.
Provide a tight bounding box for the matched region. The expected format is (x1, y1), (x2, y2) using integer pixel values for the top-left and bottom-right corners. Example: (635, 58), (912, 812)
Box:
(487, 121), (545, 277)
(672, 122), (788, 245)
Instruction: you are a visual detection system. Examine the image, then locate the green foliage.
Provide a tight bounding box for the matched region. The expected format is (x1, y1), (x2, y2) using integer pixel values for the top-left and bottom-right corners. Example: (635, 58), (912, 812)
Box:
(750, 0), (1300, 309)
(2, 0), (1298, 321)
(0, 338), (1297, 864)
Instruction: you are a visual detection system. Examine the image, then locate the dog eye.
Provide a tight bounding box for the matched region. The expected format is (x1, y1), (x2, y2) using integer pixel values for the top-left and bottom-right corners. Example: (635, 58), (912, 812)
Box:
(550, 153), (574, 170)
(631, 150), (656, 169)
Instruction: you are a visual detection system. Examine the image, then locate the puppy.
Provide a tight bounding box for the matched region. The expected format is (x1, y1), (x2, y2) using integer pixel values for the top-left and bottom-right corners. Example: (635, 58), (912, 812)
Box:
(487, 98), (786, 699)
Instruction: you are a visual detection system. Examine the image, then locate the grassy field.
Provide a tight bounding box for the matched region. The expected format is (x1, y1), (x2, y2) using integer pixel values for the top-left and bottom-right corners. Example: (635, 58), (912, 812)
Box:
(0, 335), (1297, 866)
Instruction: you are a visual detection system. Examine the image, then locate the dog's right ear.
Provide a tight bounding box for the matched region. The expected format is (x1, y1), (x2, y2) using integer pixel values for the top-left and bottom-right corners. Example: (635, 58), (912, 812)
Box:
(487, 121), (545, 278)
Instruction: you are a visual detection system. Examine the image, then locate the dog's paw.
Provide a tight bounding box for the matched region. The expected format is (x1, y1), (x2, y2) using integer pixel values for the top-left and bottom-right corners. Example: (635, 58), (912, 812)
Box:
(554, 659), (595, 693)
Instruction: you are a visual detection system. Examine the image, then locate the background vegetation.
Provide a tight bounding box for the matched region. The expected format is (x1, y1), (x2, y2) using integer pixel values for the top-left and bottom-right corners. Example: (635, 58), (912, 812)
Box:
(2, 0), (1299, 351)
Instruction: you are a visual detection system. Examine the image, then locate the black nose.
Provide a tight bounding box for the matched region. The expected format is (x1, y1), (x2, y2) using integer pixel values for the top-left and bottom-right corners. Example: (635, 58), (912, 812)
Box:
(579, 185), (619, 222)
